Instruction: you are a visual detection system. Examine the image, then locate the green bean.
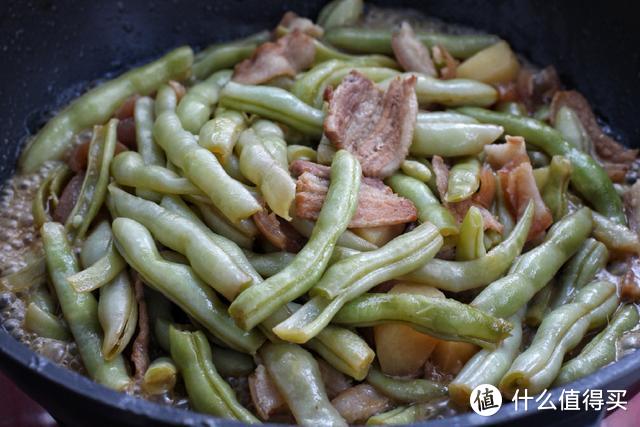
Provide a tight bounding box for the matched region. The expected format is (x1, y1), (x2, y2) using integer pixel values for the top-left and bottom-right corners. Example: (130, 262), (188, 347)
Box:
(29, 283), (57, 313)
(177, 70), (231, 134)
(555, 305), (639, 385)
(251, 120), (288, 170)
(0, 255), (47, 292)
(261, 342), (347, 426)
(554, 106), (591, 152)
(550, 238), (609, 310)
(229, 150), (361, 330)
(287, 145), (318, 163)
(528, 150), (551, 168)
(290, 59), (351, 106)
(401, 202), (534, 291)
(542, 155), (572, 221)
(65, 119), (117, 241)
(411, 121), (503, 158)
(209, 344), (256, 377)
(24, 302), (71, 341)
(33, 164), (72, 228)
(219, 82), (324, 136)
(416, 111), (479, 124)
(273, 222), (443, 343)
(446, 157), (481, 203)
(192, 31), (269, 80)
(456, 206), (486, 260)
(317, 0), (363, 29)
(146, 289), (173, 352)
(499, 280), (618, 396)
(108, 186), (250, 300)
(67, 242), (126, 293)
(134, 96), (165, 201)
(494, 174), (515, 235)
(457, 107), (625, 224)
(324, 27), (500, 59)
(525, 284), (553, 327)
(471, 207), (593, 318)
(236, 129), (296, 220)
(534, 105), (551, 122)
(243, 251), (296, 278)
(154, 111), (261, 222)
(41, 222), (131, 390)
(290, 217), (377, 251)
(366, 402), (444, 425)
(385, 173), (458, 236)
(195, 202), (254, 249)
(449, 310), (523, 406)
(112, 217), (264, 353)
(496, 101), (527, 116)
(20, 47), (193, 173)
(155, 83), (179, 117)
(367, 366), (446, 404)
(592, 212), (640, 254)
(317, 134), (338, 165)
(169, 327), (259, 423)
(198, 110), (246, 164)
(142, 357), (178, 396)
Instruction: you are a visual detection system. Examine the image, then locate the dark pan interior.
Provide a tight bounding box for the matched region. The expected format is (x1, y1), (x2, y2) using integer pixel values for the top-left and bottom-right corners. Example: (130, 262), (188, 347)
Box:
(1, 1), (639, 426)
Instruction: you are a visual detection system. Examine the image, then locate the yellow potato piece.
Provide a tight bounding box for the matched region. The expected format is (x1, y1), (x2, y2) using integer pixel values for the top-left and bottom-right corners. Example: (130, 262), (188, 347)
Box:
(352, 224), (405, 247)
(457, 41), (520, 85)
(430, 341), (479, 375)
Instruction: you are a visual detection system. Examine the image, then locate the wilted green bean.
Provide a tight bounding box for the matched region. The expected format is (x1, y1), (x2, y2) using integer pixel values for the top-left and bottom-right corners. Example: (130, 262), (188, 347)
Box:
(401, 202), (534, 291)
(65, 119), (118, 241)
(592, 212), (640, 254)
(290, 217), (377, 251)
(499, 281), (618, 396)
(555, 305), (639, 385)
(457, 107), (625, 223)
(192, 31), (269, 80)
(542, 155), (572, 221)
(325, 27), (500, 59)
(229, 150), (361, 330)
(169, 327), (259, 423)
(471, 207), (593, 318)
(134, 96), (165, 201)
(154, 111), (261, 222)
(251, 120), (288, 168)
(317, 0), (363, 29)
(210, 344), (256, 377)
(177, 70), (232, 133)
(554, 105), (591, 152)
(446, 157), (480, 203)
(194, 202), (254, 249)
(287, 145), (317, 163)
(261, 342), (347, 427)
(525, 284), (553, 327)
(273, 222), (443, 343)
(67, 241), (126, 293)
(155, 83), (180, 116)
(24, 302), (71, 341)
(41, 222), (131, 390)
(550, 238), (609, 310)
(198, 110), (246, 164)
(243, 250), (296, 278)
(33, 164), (72, 228)
(20, 47), (193, 173)
(529, 150), (551, 168)
(236, 129), (295, 220)
(457, 206), (486, 260)
(142, 357), (178, 396)
(112, 217), (264, 353)
(449, 310), (523, 406)
(494, 174), (515, 236)
(410, 121), (503, 157)
(219, 81), (324, 136)
(400, 159), (432, 182)
(367, 366), (446, 403)
(0, 255), (46, 292)
(385, 173), (458, 236)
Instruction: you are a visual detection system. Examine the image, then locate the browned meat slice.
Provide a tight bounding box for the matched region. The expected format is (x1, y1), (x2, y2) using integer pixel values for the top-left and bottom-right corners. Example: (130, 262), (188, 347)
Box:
(317, 359), (352, 400)
(295, 172), (417, 228)
(331, 384), (392, 424)
(249, 365), (288, 420)
(391, 22), (436, 76)
(432, 45), (459, 80)
(324, 71), (418, 178)
(253, 209), (306, 253)
(516, 65), (562, 110)
(290, 159), (391, 191)
(484, 135), (529, 171)
(278, 11), (324, 38)
(233, 30), (316, 85)
(53, 172), (85, 223)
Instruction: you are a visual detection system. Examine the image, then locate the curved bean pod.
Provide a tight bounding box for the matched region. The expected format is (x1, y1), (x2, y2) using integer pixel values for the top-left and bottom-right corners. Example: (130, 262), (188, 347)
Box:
(194, 202), (254, 249)
(155, 83), (180, 117)
(134, 96), (165, 201)
(554, 105), (591, 152)
(20, 47), (193, 173)
(287, 145), (317, 163)
(177, 70), (232, 133)
(446, 157), (481, 203)
(317, 0), (363, 29)
(33, 164), (72, 228)
(290, 217), (378, 251)
(592, 212), (640, 254)
(542, 155), (572, 221)
(411, 122), (503, 157)
(192, 31), (269, 80)
(67, 242), (126, 293)
(142, 357), (178, 396)
(198, 110), (246, 164)
(494, 174), (515, 236)
(457, 107), (625, 224)
(400, 160), (432, 182)
(210, 345), (256, 377)
(243, 250), (296, 278)
(24, 302), (71, 341)
(252, 120), (288, 170)
(456, 206), (485, 260)
(367, 366), (446, 403)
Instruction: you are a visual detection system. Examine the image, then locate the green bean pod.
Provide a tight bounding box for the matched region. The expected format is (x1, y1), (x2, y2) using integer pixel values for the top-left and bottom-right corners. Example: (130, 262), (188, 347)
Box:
(177, 70), (232, 133)
(155, 83), (180, 117)
(385, 173), (458, 236)
(273, 222), (443, 343)
(555, 305), (639, 385)
(471, 207), (593, 318)
(33, 164), (72, 228)
(542, 155), (572, 221)
(493, 174), (515, 235)
(192, 31), (270, 80)
(229, 150), (361, 330)
(154, 111), (261, 222)
(236, 129), (296, 220)
(67, 241), (126, 293)
(399, 160), (432, 182)
(146, 289), (174, 352)
(366, 402), (445, 425)
(290, 218), (378, 251)
(65, 119), (118, 241)
(112, 217), (264, 354)
(525, 284), (553, 327)
(317, 0), (363, 29)
(198, 110), (246, 164)
(496, 101), (527, 116)
(219, 81), (324, 137)
(592, 212), (640, 254)
(194, 202), (254, 249)
(24, 302), (71, 341)
(411, 121), (503, 157)
(142, 357), (178, 396)
(261, 342), (347, 427)
(416, 111), (479, 124)
(401, 202), (534, 291)
(449, 310), (524, 407)
(456, 206), (486, 260)
(324, 27), (500, 59)
(499, 280), (618, 396)
(367, 366), (446, 404)
(134, 96), (165, 201)
(210, 345), (256, 377)
(41, 222), (131, 390)
(457, 107), (625, 224)
(251, 120), (288, 169)
(243, 250), (296, 278)
(446, 157), (481, 203)
(334, 293), (513, 349)
(287, 145), (318, 163)
(169, 327), (259, 423)
(554, 105), (591, 152)
(20, 47), (193, 173)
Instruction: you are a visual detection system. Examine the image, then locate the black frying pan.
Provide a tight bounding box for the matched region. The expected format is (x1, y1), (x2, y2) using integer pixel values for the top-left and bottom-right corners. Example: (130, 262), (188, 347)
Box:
(1, 1), (639, 425)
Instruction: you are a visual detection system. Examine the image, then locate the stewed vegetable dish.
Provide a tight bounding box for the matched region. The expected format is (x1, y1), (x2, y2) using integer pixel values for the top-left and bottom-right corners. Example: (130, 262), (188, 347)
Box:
(2, 0), (640, 424)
